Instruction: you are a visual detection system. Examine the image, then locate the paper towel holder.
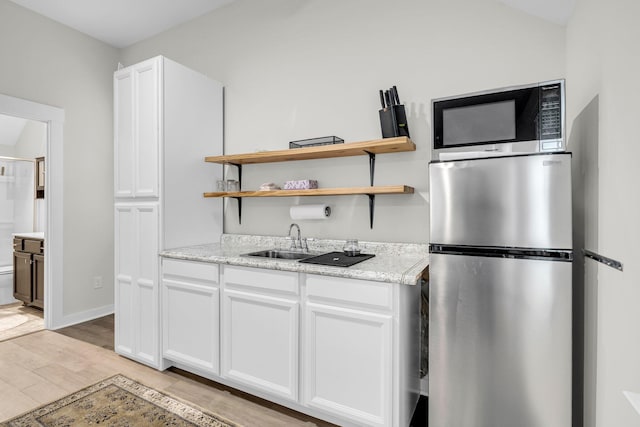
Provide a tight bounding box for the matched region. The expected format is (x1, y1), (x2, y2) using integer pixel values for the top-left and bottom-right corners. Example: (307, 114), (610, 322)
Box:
(290, 204), (331, 220)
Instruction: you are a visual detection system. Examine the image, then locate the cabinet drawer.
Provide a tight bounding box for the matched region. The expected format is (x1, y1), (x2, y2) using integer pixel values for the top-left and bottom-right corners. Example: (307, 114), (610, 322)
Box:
(305, 275), (393, 311)
(23, 239), (43, 254)
(223, 265), (298, 295)
(163, 259), (219, 285)
(13, 238), (22, 251)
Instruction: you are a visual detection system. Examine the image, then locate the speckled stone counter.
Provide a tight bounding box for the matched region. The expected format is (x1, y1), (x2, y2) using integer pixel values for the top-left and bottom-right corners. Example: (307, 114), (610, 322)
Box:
(160, 234), (429, 285)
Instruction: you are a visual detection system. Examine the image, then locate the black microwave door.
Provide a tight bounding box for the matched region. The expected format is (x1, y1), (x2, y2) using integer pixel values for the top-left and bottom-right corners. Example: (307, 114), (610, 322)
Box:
(433, 87), (539, 149)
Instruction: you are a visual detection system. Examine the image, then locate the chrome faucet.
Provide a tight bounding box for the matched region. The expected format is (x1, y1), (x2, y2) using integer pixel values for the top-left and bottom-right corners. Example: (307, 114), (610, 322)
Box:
(287, 223), (302, 251)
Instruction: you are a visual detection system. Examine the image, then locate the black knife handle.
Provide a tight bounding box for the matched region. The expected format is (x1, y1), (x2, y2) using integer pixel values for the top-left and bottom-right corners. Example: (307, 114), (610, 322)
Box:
(392, 85), (401, 104)
(384, 90), (391, 108)
(379, 90), (386, 108)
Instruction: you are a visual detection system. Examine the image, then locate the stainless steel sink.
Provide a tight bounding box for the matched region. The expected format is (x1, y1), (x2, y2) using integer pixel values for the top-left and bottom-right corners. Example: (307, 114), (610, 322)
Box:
(243, 249), (317, 260)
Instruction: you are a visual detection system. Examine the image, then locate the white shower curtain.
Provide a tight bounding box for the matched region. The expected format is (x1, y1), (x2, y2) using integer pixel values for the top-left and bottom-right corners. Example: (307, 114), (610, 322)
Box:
(0, 158), (34, 268)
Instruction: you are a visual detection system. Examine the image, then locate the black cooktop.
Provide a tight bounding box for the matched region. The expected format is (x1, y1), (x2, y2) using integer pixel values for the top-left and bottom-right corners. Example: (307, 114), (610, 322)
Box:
(299, 251), (375, 267)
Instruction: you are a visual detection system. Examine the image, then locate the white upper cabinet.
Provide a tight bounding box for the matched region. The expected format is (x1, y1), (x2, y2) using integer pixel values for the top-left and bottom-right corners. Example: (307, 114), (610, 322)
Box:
(114, 69), (134, 198)
(133, 60), (160, 198)
(114, 57), (160, 199)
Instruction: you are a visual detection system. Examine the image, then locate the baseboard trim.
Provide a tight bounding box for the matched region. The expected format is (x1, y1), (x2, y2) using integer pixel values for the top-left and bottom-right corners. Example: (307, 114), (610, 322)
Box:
(49, 304), (114, 330)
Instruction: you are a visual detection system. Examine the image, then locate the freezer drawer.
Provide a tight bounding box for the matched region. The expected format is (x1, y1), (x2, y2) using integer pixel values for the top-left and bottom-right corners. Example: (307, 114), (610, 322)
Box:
(429, 253), (572, 427)
(429, 153), (572, 249)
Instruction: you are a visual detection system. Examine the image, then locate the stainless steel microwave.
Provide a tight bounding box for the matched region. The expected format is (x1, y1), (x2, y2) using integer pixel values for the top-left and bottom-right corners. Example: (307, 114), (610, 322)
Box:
(431, 80), (565, 160)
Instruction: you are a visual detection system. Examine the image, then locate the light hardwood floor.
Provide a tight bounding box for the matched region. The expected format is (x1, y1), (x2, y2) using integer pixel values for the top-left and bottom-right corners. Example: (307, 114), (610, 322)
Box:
(0, 303), (44, 343)
(0, 316), (335, 426)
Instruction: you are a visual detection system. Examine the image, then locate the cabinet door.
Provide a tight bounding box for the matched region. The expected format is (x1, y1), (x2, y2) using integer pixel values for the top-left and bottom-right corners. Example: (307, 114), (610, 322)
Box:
(221, 288), (299, 402)
(162, 259), (220, 375)
(32, 253), (44, 309)
(304, 302), (393, 427)
(115, 205), (135, 356)
(114, 68), (135, 198)
(114, 58), (160, 199)
(135, 204), (159, 364)
(114, 203), (159, 367)
(13, 252), (32, 303)
(132, 59), (160, 198)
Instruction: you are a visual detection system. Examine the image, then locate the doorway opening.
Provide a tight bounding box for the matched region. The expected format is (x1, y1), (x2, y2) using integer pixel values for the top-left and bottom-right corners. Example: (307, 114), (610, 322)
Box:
(0, 93), (64, 331)
(0, 145), (46, 340)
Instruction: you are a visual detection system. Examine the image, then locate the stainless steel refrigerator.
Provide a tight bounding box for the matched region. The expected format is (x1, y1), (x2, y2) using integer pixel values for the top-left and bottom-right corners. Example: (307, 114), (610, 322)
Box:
(428, 152), (573, 427)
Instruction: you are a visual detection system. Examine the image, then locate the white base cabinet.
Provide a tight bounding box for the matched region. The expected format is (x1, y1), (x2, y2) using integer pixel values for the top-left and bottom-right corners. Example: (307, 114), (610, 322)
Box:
(221, 266), (299, 402)
(304, 302), (393, 426)
(303, 274), (409, 427)
(162, 259), (220, 375)
(160, 260), (420, 427)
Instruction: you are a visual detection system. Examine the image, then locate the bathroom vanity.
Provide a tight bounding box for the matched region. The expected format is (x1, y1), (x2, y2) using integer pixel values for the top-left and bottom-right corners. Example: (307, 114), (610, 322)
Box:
(13, 232), (44, 308)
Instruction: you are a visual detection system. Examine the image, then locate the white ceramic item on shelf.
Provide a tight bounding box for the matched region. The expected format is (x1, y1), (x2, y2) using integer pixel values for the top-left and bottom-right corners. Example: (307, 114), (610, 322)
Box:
(258, 182), (281, 191)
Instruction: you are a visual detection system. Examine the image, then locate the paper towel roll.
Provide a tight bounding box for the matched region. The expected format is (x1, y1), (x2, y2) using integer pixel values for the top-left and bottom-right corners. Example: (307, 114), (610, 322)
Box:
(290, 205), (331, 220)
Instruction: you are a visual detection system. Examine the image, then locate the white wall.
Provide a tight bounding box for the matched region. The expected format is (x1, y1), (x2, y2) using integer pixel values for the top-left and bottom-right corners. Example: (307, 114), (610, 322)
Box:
(0, 146), (14, 158)
(120, 0), (566, 243)
(566, 0), (640, 425)
(0, 0), (119, 317)
(0, 114), (26, 157)
(14, 120), (46, 159)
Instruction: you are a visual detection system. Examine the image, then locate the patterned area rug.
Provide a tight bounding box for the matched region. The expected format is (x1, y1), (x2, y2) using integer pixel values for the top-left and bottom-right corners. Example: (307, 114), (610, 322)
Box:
(1, 375), (238, 427)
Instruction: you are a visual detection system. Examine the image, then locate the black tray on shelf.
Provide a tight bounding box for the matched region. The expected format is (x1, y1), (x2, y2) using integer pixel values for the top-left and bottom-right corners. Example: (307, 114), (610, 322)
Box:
(298, 251), (375, 267)
(289, 136), (344, 149)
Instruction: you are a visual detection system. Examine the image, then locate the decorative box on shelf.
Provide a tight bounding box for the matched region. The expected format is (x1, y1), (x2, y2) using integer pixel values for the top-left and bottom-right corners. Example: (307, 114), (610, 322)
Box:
(283, 180), (318, 190)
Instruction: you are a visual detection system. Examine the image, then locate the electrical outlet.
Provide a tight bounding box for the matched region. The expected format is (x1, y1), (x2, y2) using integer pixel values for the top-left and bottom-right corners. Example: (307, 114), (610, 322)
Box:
(93, 276), (103, 289)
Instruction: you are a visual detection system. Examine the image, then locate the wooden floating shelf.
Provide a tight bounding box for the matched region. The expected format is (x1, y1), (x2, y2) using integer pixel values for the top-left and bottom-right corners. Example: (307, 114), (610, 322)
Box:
(204, 136), (416, 228)
(204, 185), (414, 198)
(204, 136), (415, 165)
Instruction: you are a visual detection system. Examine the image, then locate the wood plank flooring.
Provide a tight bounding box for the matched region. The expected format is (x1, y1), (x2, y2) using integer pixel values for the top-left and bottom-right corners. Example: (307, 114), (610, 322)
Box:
(0, 315), (335, 426)
(55, 313), (114, 350)
(0, 303), (44, 343)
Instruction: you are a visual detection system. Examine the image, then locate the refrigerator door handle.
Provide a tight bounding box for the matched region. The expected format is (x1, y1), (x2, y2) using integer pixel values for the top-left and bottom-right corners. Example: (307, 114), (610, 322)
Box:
(583, 249), (623, 271)
(430, 244), (573, 262)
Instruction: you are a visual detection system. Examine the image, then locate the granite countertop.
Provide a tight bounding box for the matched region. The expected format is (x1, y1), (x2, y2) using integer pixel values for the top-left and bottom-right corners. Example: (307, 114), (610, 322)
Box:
(160, 234), (429, 286)
(13, 232), (45, 240)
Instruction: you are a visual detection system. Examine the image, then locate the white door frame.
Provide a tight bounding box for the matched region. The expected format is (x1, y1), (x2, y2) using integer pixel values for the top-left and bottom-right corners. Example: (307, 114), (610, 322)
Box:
(0, 93), (64, 329)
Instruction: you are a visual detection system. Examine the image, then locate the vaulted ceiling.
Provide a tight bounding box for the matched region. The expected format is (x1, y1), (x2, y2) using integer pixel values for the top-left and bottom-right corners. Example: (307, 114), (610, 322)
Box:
(8, 0), (576, 49)
(8, 0), (236, 48)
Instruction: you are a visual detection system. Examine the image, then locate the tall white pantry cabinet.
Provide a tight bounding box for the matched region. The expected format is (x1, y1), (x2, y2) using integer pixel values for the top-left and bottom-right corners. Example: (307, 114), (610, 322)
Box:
(113, 56), (223, 368)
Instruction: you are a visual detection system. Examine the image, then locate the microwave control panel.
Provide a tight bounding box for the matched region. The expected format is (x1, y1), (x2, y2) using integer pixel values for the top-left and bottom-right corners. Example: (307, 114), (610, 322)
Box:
(540, 83), (563, 142)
